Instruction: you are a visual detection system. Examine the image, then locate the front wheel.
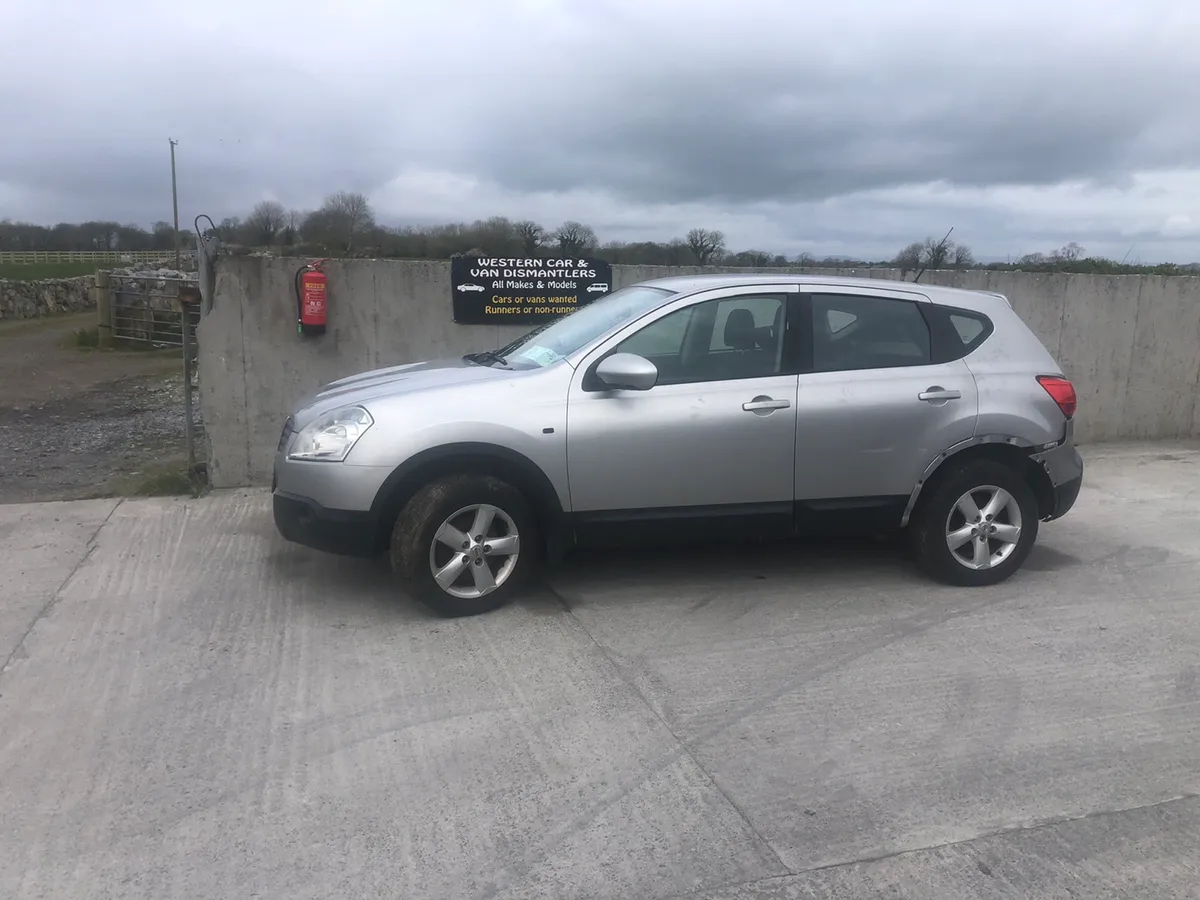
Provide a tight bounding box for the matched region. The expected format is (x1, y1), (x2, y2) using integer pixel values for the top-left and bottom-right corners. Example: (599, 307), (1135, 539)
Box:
(389, 475), (539, 617)
(908, 459), (1039, 587)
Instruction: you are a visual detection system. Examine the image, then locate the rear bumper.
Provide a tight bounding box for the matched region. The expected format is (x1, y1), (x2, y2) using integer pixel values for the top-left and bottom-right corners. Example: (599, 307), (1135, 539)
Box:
(272, 491), (380, 558)
(1031, 439), (1084, 521)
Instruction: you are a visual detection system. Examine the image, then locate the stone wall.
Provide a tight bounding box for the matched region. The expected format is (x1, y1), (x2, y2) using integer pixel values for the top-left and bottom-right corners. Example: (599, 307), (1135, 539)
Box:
(0, 267), (197, 321)
(0, 276), (95, 320)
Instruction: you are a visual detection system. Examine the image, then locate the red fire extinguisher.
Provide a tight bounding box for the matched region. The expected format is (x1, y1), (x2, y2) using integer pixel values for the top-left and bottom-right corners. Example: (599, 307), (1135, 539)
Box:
(294, 258), (330, 336)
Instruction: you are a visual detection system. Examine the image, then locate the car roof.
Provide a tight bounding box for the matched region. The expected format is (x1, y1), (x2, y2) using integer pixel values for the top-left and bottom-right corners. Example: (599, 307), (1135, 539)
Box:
(637, 272), (1011, 309)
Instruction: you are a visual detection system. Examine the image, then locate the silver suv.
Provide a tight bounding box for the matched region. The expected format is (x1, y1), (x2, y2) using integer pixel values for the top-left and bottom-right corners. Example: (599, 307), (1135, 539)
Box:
(272, 274), (1083, 616)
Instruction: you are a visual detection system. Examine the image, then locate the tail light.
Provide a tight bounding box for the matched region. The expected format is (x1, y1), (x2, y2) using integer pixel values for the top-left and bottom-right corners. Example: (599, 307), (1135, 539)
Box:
(1037, 375), (1077, 419)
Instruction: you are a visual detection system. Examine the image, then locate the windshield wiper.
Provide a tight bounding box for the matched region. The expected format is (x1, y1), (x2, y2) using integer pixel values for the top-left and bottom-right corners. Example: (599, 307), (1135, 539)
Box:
(463, 350), (509, 368)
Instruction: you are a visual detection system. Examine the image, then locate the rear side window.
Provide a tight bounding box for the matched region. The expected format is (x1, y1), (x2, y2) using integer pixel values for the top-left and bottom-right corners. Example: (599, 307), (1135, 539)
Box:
(811, 293), (932, 372)
(950, 314), (985, 344)
(923, 305), (994, 362)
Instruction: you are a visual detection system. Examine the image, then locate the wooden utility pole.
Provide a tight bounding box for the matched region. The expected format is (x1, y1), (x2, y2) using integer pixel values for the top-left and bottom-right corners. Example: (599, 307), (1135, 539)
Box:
(169, 138), (181, 269)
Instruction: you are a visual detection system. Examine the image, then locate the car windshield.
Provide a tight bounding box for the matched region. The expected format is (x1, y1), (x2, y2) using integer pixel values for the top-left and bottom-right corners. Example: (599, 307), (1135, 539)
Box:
(482, 285), (675, 369)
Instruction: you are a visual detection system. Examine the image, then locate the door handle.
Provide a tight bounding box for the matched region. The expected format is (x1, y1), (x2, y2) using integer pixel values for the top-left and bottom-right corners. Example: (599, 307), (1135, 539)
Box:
(918, 387), (962, 402)
(743, 397), (791, 411)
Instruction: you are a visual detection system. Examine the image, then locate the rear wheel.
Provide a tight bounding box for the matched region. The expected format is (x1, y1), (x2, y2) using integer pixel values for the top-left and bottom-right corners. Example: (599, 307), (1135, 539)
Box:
(909, 459), (1039, 586)
(389, 474), (539, 617)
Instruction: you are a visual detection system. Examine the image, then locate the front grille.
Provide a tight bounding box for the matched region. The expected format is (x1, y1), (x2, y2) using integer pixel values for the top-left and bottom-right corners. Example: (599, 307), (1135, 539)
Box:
(277, 416), (294, 452)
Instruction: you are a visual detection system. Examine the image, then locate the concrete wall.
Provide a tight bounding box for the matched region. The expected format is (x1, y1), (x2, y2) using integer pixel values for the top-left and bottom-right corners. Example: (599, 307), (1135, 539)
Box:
(198, 256), (1200, 488)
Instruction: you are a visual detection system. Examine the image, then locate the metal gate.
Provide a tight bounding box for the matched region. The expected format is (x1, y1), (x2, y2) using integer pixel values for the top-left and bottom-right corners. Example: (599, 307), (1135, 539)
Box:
(105, 272), (208, 478)
(110, 272), (199, 348)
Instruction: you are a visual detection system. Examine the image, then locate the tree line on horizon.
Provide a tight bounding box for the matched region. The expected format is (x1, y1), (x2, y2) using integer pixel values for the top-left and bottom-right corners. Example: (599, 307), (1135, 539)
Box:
(2, 191), (1195, 276)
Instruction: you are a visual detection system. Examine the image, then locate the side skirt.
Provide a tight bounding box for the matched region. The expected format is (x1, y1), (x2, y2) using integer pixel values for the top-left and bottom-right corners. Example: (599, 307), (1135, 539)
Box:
(568, 497), (908, 550)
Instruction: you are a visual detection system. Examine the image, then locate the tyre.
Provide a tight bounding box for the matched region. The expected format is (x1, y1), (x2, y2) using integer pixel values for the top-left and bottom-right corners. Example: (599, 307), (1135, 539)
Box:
(389, 474), (540, 617)
(908, 458), (1039, 587)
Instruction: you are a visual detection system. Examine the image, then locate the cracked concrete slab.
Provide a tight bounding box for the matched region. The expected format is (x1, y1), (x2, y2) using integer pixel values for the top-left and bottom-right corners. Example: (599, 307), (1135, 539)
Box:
(0, 497), (119, 668)
(677, 794), (1200, 899)
(2, 443), (1199, 900)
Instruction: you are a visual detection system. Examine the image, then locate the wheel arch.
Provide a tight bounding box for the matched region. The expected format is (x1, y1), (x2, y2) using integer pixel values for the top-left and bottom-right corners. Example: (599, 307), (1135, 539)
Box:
(368, 442), (569, 557)
(902, 436), (1056, 527)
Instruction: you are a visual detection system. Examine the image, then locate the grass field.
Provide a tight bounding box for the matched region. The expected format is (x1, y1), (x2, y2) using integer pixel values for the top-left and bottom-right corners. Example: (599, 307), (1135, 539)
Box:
(0, 262), (104, 280)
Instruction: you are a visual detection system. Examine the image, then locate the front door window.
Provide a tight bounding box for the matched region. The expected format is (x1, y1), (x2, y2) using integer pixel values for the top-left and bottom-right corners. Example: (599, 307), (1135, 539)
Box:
(614, 293), (787, 384)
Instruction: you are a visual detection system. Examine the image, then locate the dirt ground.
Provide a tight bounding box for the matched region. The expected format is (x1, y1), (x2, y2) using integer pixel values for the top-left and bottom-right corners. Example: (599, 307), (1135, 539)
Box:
(0, 313), (193, 504)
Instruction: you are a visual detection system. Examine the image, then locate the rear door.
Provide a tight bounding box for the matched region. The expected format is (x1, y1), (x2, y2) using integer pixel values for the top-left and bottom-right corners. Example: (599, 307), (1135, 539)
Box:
(792, 286), (980, 531)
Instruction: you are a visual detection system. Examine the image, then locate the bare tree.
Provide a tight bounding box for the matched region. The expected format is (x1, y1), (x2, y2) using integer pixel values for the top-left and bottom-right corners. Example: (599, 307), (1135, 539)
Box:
(730, 249), (772, 267)
(151, 221), (176, 251)
(922, 234), (952, 269)
(515, 221), (544, 255)
(1052, 241), (1085, 263)
(894, 241), (924, 274)
(305, 191), (375, 252)
(554, 221), (598, 256)
(217, 216), (242, 242)
(244, 200), (287, 246)
(280, 208), (304, 246)
(474, 216), (520, 254)
(952, 243), (974, 268)
(686, 228), (725, 265)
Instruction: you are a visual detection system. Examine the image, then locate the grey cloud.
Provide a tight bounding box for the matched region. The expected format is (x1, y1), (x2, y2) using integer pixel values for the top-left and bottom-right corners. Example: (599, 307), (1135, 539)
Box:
(457, 50), (1200, 207)
(1, 0), (1198, 264)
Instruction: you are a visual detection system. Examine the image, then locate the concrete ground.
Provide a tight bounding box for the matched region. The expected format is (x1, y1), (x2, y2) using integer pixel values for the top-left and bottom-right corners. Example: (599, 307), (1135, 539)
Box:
(2, 441), (1199, 900)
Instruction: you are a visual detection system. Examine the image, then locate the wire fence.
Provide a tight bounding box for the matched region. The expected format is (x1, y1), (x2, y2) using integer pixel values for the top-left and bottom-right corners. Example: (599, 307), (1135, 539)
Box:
(0, 250), (195, 265)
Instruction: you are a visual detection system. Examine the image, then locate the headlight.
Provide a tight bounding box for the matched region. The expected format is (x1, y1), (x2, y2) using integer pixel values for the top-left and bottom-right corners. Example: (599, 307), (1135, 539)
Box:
(287, 405), (374, 462)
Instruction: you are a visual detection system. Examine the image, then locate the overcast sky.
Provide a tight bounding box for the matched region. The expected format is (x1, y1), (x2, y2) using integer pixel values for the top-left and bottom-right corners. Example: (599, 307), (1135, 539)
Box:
(2, 0), (1199, 262)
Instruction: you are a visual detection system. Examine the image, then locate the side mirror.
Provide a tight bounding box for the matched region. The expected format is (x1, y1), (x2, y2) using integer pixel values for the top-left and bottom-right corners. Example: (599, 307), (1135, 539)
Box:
(595, 353), (658, 391)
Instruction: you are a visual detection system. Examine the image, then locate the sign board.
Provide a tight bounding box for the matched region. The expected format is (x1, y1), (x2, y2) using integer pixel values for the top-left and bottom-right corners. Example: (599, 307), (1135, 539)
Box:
(450, 256), (613, 325)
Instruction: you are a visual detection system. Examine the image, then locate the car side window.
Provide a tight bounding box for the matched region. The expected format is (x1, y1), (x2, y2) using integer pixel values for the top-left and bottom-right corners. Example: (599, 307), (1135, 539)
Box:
(810, 293), (932, 373)
(950, 314), (984, 344)
(618, 308), (689, 358)
(614, 293), (787, 385)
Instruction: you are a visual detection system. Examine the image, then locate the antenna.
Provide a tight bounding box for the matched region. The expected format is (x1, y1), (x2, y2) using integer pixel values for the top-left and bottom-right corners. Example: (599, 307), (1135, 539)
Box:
(912, 226), (954, 283)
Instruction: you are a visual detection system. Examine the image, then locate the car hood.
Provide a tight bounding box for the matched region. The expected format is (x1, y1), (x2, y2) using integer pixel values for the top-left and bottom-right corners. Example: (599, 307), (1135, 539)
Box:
(290, 357), (513, 426)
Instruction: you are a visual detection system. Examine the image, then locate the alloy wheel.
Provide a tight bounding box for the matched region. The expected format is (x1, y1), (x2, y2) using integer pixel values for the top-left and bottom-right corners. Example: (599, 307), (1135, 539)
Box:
(427, 503), (521, 599)
(944, 484), (1023, 570)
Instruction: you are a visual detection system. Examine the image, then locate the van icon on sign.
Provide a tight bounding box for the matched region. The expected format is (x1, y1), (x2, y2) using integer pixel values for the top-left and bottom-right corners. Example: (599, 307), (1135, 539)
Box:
(586, 283), (609, 294)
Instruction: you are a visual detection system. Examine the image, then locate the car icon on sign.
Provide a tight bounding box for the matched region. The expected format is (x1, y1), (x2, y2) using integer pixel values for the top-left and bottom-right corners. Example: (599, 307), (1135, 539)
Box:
(586, 283), (609, 293)
(457, 283), (485, 292)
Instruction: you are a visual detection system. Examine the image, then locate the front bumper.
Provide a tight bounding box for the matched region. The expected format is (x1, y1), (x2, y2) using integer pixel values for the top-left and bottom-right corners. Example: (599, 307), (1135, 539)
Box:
(272, 491), (380, 558)
(1031, 439), (1084, 521)
(272, 415), (390, 557)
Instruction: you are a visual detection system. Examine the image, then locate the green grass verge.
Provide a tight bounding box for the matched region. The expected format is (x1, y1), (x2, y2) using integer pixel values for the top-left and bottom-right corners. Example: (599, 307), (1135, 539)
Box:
(91, 458), (208, 499)
(0, 262), (104, 280)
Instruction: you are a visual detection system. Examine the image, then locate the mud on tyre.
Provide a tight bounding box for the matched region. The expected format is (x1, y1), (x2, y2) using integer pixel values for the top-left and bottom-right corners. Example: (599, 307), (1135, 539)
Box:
(389, 474), (540, 617)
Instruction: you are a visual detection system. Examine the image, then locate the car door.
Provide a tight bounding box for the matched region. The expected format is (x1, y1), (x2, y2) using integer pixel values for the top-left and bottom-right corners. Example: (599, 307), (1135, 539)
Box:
(792, 286), (980, 533)
(566, 285), (801, 544)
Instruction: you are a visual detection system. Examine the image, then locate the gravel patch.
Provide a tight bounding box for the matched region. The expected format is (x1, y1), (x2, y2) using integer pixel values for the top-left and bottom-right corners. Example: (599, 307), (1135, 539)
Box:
(0, 313), (199, 504)
(0, 374), (192, 503)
